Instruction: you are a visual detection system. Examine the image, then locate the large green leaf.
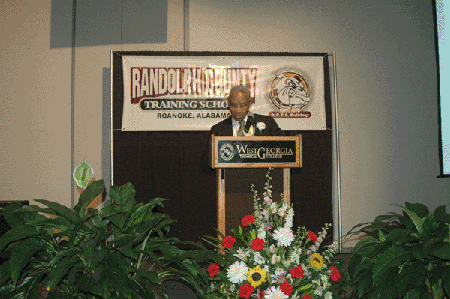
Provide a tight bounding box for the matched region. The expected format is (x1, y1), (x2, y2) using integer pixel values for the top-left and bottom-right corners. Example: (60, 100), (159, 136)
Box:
(394, 263), (429, 297)
(9, 239), (44, 284)
(0, 260), (11, 285)
(73, 179), (105, 218)
(159, 244), (182, 261)
(355, 270), (374, 297)
(115, 244), (139, 259)
(73, 180), (105, 218)
(372, 246), (413, 285)
(48, 247), (81, 268)
(80, 238), (108, 271)
(431, 243), (450, 260)
(137, 268), (161, 285)
(129, 197), (167, 225)
(373, 267), (402, 299)
(421, 214), (440, 236)
(101, 253), (135, 297)
(0, 272), (45, 299)
(109, 212), (130, 231)
(353, 236), (380, 258)
(74, 272), (104, 296)
(109, 183), (136, 206)
(0, 225), (39, 252)
(2, 203), (28, 229)
(434, 205), (450, 224)
(373, 214), (400, 224)
(127, 278), (155, 299)
(146, 197), (167, 209)
(46, 257), (77, 291)
(405, 202), (430, 218)
(35, 199), (80, 224)
(408, 245), (427, 261)
(396, 204), (424, 234)
(28, 214), (74, 233)
(442, 267), (450, 298)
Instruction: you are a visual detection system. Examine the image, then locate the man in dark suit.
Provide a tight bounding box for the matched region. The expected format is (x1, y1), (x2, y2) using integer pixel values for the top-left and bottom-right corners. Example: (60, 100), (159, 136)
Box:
(210, 85), (283, 136)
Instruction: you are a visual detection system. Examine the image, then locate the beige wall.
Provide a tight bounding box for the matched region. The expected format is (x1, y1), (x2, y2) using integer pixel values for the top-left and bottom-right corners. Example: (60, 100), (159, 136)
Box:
(188, 0), (449, 247)
(1, 0), (448, 249)
(0, 0), (72, 206)
(72, 0), (184, 204)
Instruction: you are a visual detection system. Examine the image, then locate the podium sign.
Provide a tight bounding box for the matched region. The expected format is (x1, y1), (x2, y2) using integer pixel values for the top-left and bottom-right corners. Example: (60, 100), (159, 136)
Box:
(211, 136), (302, 169)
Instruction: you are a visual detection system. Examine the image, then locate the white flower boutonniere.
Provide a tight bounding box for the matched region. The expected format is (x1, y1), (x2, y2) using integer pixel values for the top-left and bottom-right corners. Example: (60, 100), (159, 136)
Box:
(257, 122), (266, 131)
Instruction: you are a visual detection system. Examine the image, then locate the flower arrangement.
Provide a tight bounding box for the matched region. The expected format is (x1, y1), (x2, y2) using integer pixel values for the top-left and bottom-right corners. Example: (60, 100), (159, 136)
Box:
(203, 170), (340, 299)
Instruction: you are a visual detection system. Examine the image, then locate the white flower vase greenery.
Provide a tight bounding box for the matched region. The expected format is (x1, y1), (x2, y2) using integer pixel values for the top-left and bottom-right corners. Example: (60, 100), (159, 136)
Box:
(203, 169), (341, 299)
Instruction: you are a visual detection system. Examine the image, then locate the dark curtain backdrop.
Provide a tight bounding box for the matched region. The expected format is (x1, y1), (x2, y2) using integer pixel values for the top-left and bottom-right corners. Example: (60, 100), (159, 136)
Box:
(112, 130), (332, 243)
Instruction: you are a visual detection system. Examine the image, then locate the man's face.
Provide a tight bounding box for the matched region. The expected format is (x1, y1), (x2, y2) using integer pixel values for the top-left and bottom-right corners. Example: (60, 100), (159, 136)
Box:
(228, 92), (251, 121)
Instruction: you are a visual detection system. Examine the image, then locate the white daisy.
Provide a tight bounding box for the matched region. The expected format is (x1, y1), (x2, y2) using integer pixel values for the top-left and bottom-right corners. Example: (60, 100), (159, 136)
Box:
(257, 227), (266, 240)
(314, 287), (323, 296)
(283, 259), (291, 267)
(271, 254), (281, 264)
(253, 252), (265, 265)
(285, 209), (294, 228)
(233, 248), (248, 262)
(269, 244), (277, 253)
(325, 292), (333, 299)
(270, 203), (277, 214)
(265, 286), (288, 299)
(273, 227), (294, 247)
(271, 268), (287, 283)
(227, 261), (248, 284)
(312, 279), (324, 296)
(277, 204), (287, 217)
(290, 251), (301, 265)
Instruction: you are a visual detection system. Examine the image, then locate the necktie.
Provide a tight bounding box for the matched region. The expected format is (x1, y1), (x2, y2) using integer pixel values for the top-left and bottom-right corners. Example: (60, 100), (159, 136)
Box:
(237, 120), (244, 136)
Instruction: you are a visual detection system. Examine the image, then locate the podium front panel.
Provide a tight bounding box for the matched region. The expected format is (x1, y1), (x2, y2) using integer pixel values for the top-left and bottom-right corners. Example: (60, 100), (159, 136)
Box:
(223, 168), (284, 236)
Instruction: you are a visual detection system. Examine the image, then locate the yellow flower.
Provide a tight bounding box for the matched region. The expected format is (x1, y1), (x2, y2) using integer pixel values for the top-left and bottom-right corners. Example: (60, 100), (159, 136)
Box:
(247, 267), (267, 287)
(310, 253), (324, 269)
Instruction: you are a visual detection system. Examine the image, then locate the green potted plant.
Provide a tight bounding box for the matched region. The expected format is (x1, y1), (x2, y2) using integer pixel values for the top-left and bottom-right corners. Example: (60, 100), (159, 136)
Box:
(0, 178), (217, 298)
(346, 202), (450, 299)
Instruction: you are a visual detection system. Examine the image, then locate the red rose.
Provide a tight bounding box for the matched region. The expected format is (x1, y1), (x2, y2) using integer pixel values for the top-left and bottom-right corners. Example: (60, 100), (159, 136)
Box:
(280, 281), (293, 295)
(239, 283), (254, 298)
(301, 294), (312, 299)
(242, 214), (256, 227)
(251, 238), (265, 251)
(208, 262), (219, 277)
(306, 231), (318, 242)
(290, 265), (304, 278)
(222, 235), (236, 249)
(330, 266), (341, 281)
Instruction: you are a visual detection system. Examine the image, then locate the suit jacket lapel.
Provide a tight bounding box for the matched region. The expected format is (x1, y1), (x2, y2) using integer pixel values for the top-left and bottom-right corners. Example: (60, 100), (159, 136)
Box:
(224, 117), (233, 136)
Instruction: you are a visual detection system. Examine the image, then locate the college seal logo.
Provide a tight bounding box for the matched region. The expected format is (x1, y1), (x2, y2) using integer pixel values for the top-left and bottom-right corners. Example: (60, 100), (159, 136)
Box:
(219, 143), (235, 161)
(268, 71), (312, 118)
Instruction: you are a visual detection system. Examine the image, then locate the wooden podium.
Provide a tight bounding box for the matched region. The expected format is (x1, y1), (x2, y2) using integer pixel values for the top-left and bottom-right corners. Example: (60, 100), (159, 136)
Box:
(210, 135), (302, 237)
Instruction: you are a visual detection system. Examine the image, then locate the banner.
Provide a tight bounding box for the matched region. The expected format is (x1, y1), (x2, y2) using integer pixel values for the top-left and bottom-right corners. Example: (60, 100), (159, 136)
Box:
(121, 55), (327, 131)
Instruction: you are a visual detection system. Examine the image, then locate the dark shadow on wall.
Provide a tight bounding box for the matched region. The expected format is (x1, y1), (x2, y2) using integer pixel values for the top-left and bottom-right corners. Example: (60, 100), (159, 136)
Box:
(50, 0), (168, 48)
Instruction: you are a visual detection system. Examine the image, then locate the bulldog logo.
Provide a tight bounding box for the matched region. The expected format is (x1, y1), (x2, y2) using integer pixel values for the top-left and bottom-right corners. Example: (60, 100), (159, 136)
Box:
(268, 71), (311, 118)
